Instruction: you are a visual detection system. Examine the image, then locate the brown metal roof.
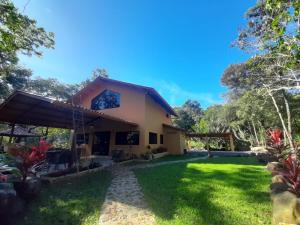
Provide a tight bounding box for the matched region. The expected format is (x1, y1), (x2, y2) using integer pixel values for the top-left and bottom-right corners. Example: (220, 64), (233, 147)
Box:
(0, 91), (137, 129)
(71, 77), (177, 116)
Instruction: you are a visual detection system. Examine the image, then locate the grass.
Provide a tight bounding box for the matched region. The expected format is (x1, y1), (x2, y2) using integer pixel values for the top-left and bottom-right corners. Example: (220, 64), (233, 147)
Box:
(135, 157), (272, 225)
(13, 170), (111, 225)
(122, 153), (206, 167)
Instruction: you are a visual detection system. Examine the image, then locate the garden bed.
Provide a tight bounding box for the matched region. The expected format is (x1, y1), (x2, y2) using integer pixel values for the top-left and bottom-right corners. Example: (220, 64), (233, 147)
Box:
(40, 165), (105, 183)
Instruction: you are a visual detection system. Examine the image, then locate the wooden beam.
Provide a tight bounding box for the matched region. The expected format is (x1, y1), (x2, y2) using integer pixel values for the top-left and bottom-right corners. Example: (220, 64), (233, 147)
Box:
(8, 124), (15, 143)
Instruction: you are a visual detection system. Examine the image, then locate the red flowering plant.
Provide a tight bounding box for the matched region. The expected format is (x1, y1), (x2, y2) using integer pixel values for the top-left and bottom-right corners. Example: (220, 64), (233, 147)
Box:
(266, 128), (291, 161)
(267, 128), (300, 196)
(9, 139), (52, 181)
(272, 155), (300, 196)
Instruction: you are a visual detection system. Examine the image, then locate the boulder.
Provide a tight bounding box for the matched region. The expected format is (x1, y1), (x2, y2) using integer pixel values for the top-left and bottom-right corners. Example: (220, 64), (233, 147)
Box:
(14, 176), (42, 199)
(0, 183), (23, 215)
(272, 191), (300, 225)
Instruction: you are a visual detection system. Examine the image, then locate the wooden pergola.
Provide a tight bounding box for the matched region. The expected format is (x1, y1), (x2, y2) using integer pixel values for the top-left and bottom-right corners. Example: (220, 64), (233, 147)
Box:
(187, 132), (235, 151)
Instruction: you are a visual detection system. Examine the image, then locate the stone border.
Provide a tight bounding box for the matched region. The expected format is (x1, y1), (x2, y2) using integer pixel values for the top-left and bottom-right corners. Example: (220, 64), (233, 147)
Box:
(40, 166), (106, 184)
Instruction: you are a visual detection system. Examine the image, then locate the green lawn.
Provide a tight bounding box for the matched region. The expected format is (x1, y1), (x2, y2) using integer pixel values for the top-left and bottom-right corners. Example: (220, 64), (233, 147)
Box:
(135, 157), (272, 225)
(14, 170), (111, 225)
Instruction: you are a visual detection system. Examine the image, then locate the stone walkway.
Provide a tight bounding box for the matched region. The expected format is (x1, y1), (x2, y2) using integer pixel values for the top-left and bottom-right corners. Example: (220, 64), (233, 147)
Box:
(99, 155), (208, 225)
(99, 165), (155, 225)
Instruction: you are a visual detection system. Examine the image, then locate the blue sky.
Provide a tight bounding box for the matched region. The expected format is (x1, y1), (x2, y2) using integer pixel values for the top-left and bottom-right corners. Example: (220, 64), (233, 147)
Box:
(14, 0), (253, 108)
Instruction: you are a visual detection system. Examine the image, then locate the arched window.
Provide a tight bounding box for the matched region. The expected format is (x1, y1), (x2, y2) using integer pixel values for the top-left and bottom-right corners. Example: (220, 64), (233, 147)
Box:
(91, 90), (120, 110)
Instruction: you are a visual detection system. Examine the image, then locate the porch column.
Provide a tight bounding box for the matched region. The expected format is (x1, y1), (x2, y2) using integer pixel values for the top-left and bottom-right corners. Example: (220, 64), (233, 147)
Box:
(8, 124), (15, 144)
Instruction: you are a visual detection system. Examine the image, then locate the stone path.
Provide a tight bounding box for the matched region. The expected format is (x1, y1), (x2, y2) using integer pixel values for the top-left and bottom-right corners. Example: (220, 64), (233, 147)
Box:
(99, 155), (208, 225)
(99, 165), (155, 225)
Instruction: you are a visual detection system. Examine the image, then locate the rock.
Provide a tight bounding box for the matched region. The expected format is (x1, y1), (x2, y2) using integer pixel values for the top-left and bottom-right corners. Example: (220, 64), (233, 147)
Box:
(14, 176), (42, 199)
(272, 191), (300, 225)
(0, 183), (24, 215)
(267, 162), (281, 172)
(272, 175), (285, 184)
(270, 182), (290, 195)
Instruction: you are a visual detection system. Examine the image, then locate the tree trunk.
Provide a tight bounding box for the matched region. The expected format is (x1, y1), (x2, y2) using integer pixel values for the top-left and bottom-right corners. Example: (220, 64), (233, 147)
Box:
(283, 93), (292, 136)
(268, 91), (294, 151)
(251, 119), (259, 146)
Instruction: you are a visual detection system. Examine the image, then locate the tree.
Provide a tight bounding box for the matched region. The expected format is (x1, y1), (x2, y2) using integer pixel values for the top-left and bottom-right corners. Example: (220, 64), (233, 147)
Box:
(92, 68), (109, 79)
(0, 65), (31, 101)
(173, 100), (203, 131)
(228, 0), (300, 149)
(26, 77), (80, 100)
(173, 109), (195, 131)
(0, 0), (54, 68)
(193, 118), (209, 134)
(0, 0), (55, 100)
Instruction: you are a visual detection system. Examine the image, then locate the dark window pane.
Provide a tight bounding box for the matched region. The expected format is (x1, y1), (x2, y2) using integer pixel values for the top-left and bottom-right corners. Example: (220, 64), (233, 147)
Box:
(91, 90), (120, 110)
(76, 133), (89, 145)
(115, 131), (139, 145)
(149, 132), (157, 144)
(160, 134), (164, 144)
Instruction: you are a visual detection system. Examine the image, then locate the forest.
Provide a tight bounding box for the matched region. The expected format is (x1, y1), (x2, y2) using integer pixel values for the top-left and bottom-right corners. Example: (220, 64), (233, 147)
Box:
(173, 0), (300, 150)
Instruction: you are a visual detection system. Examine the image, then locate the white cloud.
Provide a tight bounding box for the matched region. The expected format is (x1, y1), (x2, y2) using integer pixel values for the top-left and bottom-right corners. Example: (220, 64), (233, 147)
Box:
(156, 80), (223, 108)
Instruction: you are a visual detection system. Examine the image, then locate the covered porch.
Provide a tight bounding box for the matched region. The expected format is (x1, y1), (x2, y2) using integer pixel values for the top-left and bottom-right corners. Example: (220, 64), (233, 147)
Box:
(0, 91), (138, 158)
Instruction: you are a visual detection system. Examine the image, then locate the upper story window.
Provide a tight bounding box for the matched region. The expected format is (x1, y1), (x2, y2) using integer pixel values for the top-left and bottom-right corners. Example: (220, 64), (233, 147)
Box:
(91, 90), (120, 110)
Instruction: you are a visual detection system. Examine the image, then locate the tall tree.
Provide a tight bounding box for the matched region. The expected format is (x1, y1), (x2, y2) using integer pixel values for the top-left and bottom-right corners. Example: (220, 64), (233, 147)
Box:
(227, 0), (300, 148)
(0, 0), (54, 68)
(0, 0), (55, 100)
(173, 100), (203, 131)
(26, 77), (80, 101)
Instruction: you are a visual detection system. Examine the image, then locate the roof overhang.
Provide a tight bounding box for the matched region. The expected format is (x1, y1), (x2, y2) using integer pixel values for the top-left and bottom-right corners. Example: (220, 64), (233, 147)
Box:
(0, 91), (137, 129)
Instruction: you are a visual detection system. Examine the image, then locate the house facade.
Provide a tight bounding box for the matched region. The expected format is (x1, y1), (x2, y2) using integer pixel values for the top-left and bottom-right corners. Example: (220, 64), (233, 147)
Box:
(72, 77), (186, 157)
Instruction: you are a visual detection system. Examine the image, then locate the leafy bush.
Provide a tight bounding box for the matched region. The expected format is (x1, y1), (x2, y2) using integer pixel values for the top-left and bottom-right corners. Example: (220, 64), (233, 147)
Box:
(272, 155), (300, 196)
(266, 129), (290, 161)
(267, 128), (300, 196)
(8, 140), (51, 181)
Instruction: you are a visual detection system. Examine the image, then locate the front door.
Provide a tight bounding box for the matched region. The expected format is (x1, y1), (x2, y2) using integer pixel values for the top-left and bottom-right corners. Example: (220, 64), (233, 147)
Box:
(92, 132), (111, 155)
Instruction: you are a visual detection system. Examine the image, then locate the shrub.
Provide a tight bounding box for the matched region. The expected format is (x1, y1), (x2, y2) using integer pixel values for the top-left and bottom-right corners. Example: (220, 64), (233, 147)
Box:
(8, 139), (51, 181)
(266, 129), (290, 161)
(272, 155), (300, 196)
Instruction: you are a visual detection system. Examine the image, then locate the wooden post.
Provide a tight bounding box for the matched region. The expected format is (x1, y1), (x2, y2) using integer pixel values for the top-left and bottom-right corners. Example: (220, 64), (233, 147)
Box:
(8, 124), (15, 144)
(229, 134), (235, 151)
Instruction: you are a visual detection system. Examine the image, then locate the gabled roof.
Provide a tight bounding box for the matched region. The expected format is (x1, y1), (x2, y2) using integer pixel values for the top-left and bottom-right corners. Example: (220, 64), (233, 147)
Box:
(71, 77), (177, 116)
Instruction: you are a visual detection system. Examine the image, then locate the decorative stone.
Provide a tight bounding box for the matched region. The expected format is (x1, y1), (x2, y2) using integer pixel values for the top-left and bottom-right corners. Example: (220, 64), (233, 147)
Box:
(14, 176), (41, 199)
(0, 183), (23, 215)
(272, 191), (300, 225)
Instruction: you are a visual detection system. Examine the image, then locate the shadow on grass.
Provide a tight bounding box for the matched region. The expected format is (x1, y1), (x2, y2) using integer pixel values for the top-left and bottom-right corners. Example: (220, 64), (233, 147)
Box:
(135, 157), (271, 225)
(8, 170), (111, 225)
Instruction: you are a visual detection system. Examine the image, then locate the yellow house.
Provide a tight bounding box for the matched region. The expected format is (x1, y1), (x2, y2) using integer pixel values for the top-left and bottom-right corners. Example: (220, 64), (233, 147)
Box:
(71, 77), (186, 158)
(0, 77), (186, 159)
